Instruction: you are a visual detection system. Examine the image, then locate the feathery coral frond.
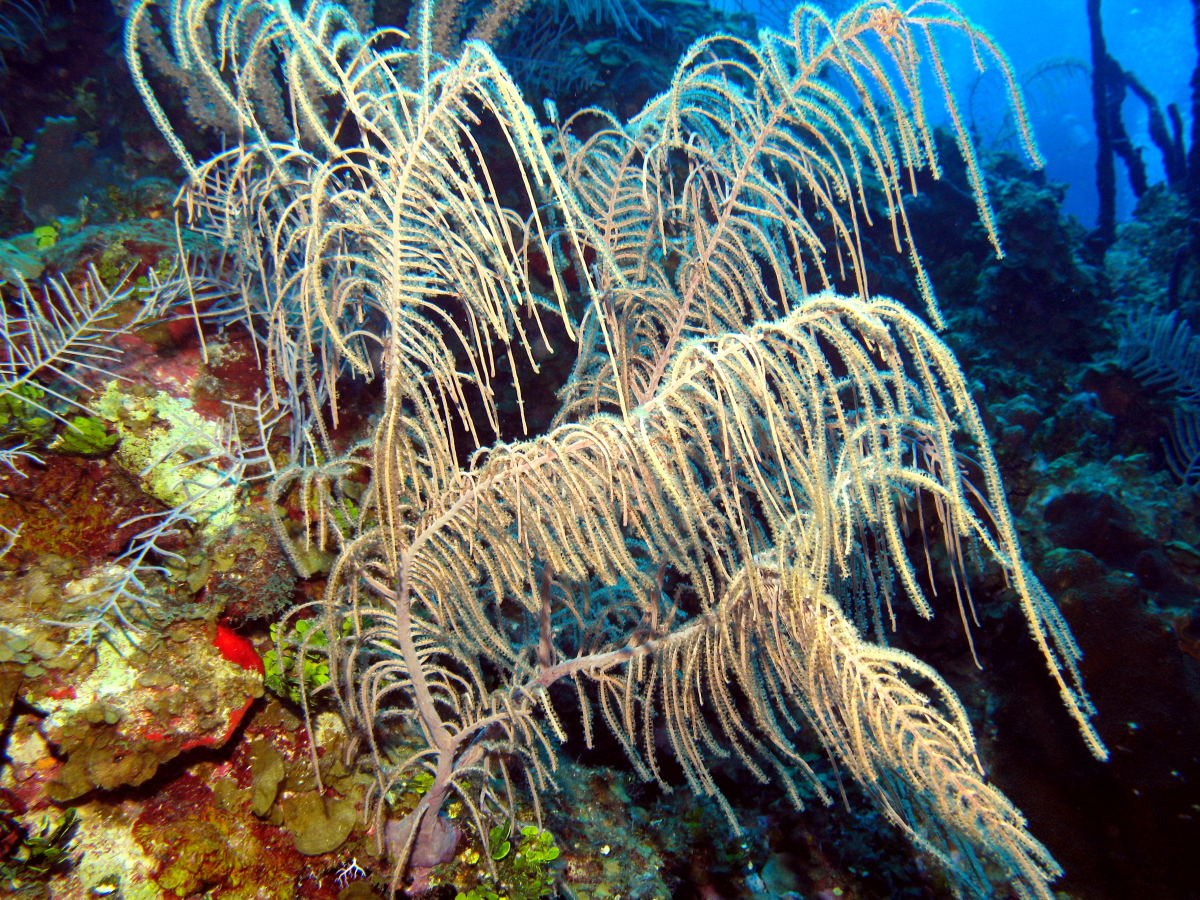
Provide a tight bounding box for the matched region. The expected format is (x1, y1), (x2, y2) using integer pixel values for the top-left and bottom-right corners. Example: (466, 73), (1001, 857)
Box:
(126, 2), (1102, 897)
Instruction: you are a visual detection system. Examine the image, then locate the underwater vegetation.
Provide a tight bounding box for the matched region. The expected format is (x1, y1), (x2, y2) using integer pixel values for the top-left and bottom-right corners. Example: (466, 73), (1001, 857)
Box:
(0, 0), (1197, 899)
(120, 0), (1105, 896)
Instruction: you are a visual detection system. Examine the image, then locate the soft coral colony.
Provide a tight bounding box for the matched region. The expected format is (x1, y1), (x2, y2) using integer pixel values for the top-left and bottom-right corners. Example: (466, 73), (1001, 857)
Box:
(0, 0), (1107, 897)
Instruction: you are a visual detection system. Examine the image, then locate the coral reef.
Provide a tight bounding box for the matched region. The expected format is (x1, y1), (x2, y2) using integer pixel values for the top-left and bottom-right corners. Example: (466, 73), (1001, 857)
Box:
(0, 2), (1197, 900)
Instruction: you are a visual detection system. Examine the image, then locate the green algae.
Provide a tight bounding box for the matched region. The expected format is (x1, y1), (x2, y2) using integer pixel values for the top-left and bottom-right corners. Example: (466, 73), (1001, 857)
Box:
(279, 792), (357, 856)
(48, 416), (119, 455)
(91, 383), (245, 534)
(248, 741), (287, 818)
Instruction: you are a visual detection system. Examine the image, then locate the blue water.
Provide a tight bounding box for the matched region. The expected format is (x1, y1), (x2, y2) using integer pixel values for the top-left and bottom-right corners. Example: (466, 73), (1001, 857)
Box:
(959, 0), (1195, 224)
(717, 0), (1198, 227)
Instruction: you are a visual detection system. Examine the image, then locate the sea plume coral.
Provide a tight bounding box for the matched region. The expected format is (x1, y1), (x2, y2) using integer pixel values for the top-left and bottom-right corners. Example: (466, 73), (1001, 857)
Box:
(125, 1), (1105, 896)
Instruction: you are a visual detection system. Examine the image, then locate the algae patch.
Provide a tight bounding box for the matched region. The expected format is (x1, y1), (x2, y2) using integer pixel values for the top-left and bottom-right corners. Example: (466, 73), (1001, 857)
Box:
(91, 383), (246, 533)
